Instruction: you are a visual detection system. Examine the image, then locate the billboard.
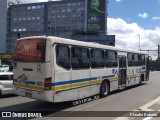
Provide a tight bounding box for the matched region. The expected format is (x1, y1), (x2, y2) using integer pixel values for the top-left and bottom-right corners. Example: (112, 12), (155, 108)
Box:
(87, 0), (106, 34)
(13, 39), (46, 62)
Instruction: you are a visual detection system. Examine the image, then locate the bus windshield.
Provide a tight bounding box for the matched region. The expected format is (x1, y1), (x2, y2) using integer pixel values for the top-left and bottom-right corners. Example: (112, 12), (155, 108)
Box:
(13, 38), (46, 62)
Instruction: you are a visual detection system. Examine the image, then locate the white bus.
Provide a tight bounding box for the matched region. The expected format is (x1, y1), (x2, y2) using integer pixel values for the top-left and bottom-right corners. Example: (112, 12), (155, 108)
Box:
(13, 36), (149, 102)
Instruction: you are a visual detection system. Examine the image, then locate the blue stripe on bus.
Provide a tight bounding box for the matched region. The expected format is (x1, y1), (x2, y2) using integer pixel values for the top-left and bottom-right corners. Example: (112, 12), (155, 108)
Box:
(27, 81), (36, 85)
(52, 80), (70, 86)
(102, 75), (115, 79)
(71, 78), (91, 84)
(52, 76), (111, 86)
(14, 74), (117, 87)
(52, 77), (94, 86)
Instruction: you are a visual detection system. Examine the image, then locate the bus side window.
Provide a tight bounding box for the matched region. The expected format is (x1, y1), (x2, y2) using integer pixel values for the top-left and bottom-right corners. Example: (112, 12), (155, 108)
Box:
(91, 49), (105, 68)
(127, 53), (134, 67)
(56, 45), (70, 69)
(71, 46), (90, 69)
(134, 54), (139, 66)
(105, 50), (118, 68)
(141, 55), (145, 65)
(138, 54), (142, 65)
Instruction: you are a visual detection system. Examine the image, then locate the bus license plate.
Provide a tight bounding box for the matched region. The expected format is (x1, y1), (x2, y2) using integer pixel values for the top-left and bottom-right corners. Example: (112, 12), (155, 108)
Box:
(25, 92), (32, 98)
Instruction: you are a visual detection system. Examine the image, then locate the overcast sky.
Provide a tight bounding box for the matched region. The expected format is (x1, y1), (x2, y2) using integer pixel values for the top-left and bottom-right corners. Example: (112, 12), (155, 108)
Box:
(21, 0), (160, 60)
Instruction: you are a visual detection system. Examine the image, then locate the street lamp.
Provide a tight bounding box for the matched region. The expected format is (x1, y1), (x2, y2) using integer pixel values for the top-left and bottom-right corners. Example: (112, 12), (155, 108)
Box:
(137, 34), (140, 51)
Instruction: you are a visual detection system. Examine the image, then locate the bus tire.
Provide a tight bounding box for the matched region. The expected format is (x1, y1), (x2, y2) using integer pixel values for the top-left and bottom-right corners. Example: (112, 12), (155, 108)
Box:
(99, 81), (110, 98)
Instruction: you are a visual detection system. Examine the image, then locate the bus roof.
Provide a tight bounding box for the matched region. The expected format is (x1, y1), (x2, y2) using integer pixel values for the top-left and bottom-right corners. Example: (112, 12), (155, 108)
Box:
(17, 36), (148, 55)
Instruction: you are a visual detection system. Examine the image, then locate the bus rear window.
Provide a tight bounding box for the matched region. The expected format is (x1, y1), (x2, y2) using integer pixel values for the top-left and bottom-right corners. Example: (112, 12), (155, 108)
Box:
(13, 38), (46, 62)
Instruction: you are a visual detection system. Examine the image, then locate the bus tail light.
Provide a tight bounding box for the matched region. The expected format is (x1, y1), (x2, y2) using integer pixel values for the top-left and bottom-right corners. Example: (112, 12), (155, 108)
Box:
(44, 77), (52, 90)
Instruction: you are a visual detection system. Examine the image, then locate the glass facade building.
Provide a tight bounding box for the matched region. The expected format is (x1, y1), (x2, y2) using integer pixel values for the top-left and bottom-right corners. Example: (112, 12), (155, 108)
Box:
(6, 0), (114, 53)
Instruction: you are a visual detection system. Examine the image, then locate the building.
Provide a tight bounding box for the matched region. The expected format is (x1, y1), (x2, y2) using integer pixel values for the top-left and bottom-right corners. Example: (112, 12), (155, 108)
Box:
(6, 0), (115, 53)
(0, 0), (22, 54)
(71, 34), (115, 46)
(0, 0), (7, 53)
(7, 0), (22, 7)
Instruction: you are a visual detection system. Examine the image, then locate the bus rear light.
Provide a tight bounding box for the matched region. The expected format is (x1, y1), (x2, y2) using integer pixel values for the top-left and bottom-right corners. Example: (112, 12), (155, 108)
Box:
(44, 77), (52, 90)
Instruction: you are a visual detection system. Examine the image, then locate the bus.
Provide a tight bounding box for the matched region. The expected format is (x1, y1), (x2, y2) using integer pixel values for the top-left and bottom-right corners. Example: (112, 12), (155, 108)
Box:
(13, 36), (149, 102)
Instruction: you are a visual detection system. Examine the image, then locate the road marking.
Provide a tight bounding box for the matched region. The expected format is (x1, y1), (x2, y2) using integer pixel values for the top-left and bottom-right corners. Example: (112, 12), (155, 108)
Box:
(113, 117), (129, 120)
(143, 117), (152, 120)
(114, 96), (160, 120)
(138, 96), (160, 111)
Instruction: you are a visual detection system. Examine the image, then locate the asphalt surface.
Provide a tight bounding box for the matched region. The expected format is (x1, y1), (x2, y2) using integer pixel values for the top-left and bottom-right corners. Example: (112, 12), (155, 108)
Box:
(0, 71), (160, 120)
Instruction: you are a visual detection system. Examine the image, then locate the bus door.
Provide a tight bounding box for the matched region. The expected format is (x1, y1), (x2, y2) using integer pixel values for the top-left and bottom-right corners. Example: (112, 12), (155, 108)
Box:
(118, 56), (127, 88)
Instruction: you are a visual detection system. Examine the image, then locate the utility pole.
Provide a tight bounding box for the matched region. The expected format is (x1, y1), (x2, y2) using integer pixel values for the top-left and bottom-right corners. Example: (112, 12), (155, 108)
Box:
(137, 34), (140, 51)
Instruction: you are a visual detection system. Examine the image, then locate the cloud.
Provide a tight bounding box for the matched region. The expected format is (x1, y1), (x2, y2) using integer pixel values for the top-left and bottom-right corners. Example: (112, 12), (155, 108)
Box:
(107, 18), (143, 34)
(107, 18), (160, 60)
(138, 13), (149, 19)
(152, 17), (160, 20)
(115, 0), (124, 2)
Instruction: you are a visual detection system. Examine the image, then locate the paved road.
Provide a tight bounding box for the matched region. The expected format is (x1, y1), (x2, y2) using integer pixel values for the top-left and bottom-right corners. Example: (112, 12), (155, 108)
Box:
(0, 71), (160, 120)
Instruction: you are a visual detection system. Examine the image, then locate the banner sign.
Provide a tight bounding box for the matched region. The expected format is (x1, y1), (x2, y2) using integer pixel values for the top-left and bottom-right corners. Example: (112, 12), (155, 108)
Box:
(87, 0), (106, 34)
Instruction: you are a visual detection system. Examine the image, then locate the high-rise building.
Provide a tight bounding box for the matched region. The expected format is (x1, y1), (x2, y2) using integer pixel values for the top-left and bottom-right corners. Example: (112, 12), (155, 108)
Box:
(0, 0), (7, 53)
(6, 0), (115, 53)
(0, 0), (22, 53)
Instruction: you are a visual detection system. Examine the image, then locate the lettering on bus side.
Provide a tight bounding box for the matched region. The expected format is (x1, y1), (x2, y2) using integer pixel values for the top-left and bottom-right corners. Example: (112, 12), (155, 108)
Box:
(36, 81), (43, 86)
(17, 74), (28, 84)
(97, 76), (102, 80)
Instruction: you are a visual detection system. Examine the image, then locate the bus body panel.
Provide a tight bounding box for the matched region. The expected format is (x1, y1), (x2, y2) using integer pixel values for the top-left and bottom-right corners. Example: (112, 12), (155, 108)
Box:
(71, 69), (90, 99)
(13, 36), (149, 103)
(53, 43), (79, 102)
(13, 38), (54, 102)
(106, 68), (119, 92)
(54, 89), (79, 102)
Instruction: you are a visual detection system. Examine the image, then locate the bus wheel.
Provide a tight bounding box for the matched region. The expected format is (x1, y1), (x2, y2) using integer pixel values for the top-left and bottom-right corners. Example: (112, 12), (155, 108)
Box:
(100, 81), (109, 98)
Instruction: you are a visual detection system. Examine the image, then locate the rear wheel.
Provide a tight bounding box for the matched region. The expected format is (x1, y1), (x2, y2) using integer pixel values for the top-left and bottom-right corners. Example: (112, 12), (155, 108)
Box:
(99, 81), (110, 98)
